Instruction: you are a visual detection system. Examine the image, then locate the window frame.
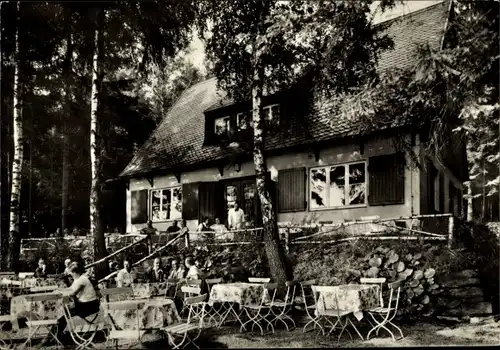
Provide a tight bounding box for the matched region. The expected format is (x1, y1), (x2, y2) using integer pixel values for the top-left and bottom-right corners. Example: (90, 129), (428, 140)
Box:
(149, 186), (183, 222)
(308, 161), (368, 211)
(214, 116), (231, 136)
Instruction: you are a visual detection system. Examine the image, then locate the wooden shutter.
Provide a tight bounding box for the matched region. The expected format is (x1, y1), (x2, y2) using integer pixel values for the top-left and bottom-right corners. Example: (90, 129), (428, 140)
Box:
(182, 183), (199, 220)
(131, 190), (148, 224)
(368, 153), (405, 206)
(199, 182), (218, 222)
(278, 167), (306, 213)
(427, 160), (436, 212)
(439, 173), (445, 213)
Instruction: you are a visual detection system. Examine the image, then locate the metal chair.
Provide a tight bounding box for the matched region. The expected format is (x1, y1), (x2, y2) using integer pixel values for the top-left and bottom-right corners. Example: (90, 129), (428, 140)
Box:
(240, 283), (277, 335)
(104, 300), (145, 349)
(162, 294), (208, 349)
(299, 280), (325, 334)
(204, 278), (223, 327)
(269, 281), (296, 331)
(248, 277), (271, 284)
(365, 279), (404, 341)
(360, 277), (386, 308)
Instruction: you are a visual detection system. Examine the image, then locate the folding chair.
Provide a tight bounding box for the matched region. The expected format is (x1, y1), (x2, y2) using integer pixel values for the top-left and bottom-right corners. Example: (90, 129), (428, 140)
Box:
(360, 278), (386, 309)
(185, 280), (203, 288)
(269, 281), (296, 331)
(99, 287), (134, 303)
(299, 280), (325, 334)
(162, 294), (208, 349)
(365, 279), (404, 341)
(179, 287), (203, 322)
(248, 277), (271, 284)
(61, 296), (108, 349)
(204, 278), (223, 327)
(0, 313), (12, 350)
(165, 279), (179, 299)
(240, 283), (277, 335)
(22, 293), (64, 349)
(104, 300), (145, 349)
(313, 285), (363, 344)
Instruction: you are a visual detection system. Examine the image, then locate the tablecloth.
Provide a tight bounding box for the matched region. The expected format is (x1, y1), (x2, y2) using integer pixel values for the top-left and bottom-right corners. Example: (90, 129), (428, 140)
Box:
(10, 291), (72, 330)
(104, 299), (180, 330)
(316, 284), (380, 320)
(208, 283), (269, 306)
(20, 278), (67, 288)
(131, 283), (174, 299)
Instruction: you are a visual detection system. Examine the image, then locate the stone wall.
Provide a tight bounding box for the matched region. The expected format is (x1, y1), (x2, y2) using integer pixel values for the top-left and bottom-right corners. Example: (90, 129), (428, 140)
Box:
(434, 269), (493, 322)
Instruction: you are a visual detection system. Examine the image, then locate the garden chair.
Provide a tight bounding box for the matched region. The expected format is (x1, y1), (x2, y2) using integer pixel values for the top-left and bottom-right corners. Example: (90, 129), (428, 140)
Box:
(99, 287), (134, 303)
(365, 279), (404, 341)
(104, 300), (145, 349)
(22, 293), (64, 349)
(299, 280), (325, 334)
(164, 278), (180, 299)
(248, 277), (271, 284)
(0, 313), (12, 350)
(360, 277), (386, 308)
(240, 283), (277, 335)
(269, 281), (296, 331)
(162, 294), (208, 349)
(313, 285), (363, 344)
(204, 278), (224, 327)
(61, 296), (108, 349)
(179, 287), (204, 323)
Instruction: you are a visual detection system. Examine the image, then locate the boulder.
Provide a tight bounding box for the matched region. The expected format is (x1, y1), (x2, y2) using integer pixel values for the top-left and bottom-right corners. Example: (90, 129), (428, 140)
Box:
(439, 278), (481, 288)
(447, 287), (484, 298)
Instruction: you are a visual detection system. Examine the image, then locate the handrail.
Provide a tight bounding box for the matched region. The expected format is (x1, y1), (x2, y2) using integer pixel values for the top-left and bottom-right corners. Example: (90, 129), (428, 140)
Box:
(85, 236), (148, 269)
(98, 229), (187, 284)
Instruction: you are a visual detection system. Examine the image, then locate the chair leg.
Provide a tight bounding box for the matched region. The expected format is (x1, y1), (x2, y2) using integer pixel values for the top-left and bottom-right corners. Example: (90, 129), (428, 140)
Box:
(387, 320), (404, 340)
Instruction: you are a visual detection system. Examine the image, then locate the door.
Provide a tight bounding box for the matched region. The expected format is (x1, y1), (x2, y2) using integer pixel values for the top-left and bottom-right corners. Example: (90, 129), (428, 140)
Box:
(223, 178), (260, 228)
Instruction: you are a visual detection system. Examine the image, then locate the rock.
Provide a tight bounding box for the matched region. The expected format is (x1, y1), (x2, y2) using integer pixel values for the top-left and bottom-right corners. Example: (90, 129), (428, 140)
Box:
(439, 277), (481, 288)
(461, 302), (493, 316)
(447, 287), (484, 298)
(436, 316), (462, 324)
(449, 269), (479, 279)
(446, 300), (461, 309)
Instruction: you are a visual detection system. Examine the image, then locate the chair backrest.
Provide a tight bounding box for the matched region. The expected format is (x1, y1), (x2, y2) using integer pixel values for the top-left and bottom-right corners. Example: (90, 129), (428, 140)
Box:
(185, 294), (208, 306)
(19, 272), (35, 279)
(387, 279), (403, 310)
(263, 283), (277, 305)
(299, 280), (317, 312)
(181, 286), (201, 296)
(165, 278), (179, 285)
(105, 300), (141, 311)
(248, 277), (271, 283)
(205, 278), (222, 293)
(186, 279), (203, 286)
(360, 277), (386, 308)
(25, 292), (63, 303)
(284, 281), (296, 304)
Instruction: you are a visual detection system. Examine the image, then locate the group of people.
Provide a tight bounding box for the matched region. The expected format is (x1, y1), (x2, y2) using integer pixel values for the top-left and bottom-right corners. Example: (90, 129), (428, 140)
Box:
(113, 256), (202, 287)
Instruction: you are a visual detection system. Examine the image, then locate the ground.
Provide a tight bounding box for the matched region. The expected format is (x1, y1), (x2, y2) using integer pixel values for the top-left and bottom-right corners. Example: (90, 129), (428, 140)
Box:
(6, 318), (499, 348)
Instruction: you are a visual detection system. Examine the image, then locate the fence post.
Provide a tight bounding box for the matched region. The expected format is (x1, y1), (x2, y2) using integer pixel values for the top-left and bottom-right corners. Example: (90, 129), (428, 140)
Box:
(184, 230), (190, 248)
(285, 228), (290, 253)
(448, 216), (454, 249)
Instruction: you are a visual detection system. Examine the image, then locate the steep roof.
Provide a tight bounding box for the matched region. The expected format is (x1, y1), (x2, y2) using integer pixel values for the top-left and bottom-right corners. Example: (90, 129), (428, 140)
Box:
(121, 1), (450, 178)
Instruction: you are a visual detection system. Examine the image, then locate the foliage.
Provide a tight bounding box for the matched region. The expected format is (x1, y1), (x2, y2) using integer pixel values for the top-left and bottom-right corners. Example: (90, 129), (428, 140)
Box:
(330, 1), (499, 203)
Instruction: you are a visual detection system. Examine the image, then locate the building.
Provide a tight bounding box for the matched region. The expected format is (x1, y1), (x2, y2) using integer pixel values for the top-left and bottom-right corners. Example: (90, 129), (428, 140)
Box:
(120, 1), (467, 235)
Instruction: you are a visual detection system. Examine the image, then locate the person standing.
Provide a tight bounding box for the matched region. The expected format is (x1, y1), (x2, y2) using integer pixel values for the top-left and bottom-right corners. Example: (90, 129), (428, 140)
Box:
(228, 202), (245, 230)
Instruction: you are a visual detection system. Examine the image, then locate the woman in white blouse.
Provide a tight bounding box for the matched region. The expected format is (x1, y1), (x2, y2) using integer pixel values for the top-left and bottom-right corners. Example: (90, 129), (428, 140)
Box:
(42, 262), (100, 346)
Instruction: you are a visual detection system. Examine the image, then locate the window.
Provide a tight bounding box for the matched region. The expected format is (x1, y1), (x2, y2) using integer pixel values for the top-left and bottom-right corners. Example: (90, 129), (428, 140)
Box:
(264, 104), (280, 125)
(150, 187), (182, 221)
(215, 116), (230, 136)
(237, 111), (252, 130)
(310, 162), (367, 210)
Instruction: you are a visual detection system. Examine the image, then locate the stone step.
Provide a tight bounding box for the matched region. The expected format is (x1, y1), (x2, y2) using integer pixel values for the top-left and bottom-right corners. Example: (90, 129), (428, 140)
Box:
(441, 302), (493, 317)
(438, 277), (481, 288)
(445, 286), (484, 298)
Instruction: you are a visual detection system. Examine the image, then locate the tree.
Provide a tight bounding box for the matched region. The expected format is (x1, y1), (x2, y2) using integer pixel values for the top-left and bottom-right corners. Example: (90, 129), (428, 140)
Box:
(8, 2), (24, 270)
(199, 0), (397, 289)
(329, 0), (499, 221)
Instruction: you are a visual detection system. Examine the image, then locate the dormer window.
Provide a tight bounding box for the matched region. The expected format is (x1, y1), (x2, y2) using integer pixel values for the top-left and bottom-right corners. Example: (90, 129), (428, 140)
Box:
(215, 116), (230, 136)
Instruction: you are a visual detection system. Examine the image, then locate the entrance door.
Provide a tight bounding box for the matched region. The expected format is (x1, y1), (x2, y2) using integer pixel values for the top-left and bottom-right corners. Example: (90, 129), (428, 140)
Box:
(223, 178), (260, 228)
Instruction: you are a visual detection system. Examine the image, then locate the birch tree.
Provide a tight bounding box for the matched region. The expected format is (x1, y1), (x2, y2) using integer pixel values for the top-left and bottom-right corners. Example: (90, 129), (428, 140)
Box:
(7, 2), (24, 270)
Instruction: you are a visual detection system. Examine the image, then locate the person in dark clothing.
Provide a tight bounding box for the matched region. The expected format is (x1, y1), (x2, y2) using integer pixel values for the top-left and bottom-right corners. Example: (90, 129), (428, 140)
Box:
(146, 258), (164, 282)
(167, 220), (180, 233)
(141, 220), (158, 236)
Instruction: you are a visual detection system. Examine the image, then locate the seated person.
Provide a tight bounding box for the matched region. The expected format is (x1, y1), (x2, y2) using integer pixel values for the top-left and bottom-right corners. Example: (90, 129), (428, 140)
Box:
(140, 220), (158, 236)
(63, 259), (72, 275)
(197, 218), (214, 240)
(42, 262), (99, 346)
(34, 258), (47, 278)
(146, 258), (164, 283)
(167, 258), (185, 280)
(115, 259), (134, 287)
(210, 217), (228, 233)
(167, 220), (180, 233)
(185, 257), (202, 280)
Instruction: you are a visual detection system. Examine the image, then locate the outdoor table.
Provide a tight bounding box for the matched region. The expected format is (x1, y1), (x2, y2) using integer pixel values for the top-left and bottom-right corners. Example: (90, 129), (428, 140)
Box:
(21, 278), (66, 289)
(131, 283), (174, 300)
(316, 284), (380, 321)
(208, 282), (270, 328)
(10, 289), (72, 330)
(103, 298), (180, 330)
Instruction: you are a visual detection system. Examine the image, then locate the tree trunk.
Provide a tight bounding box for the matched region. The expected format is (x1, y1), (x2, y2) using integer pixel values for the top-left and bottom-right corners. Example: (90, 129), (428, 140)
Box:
(8, 1), (23, 271)
(89, 8), (107, 280)
(251, 59), (293, 294)
(61, 28), (73, 234)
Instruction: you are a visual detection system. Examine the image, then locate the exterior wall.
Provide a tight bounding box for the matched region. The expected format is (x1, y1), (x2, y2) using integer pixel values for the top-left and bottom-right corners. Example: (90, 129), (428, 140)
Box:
(126, 135), (421, 233)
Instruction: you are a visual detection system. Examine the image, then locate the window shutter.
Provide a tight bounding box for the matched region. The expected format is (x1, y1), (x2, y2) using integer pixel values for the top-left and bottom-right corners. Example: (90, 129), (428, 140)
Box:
(278, 167), (306, 212)
(368, 153), (405, 206)
(427, 161), (436, 212)
(439, 173), (445, 213)
(182, 183), (199, 220)
(131, 190), (148, 224)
